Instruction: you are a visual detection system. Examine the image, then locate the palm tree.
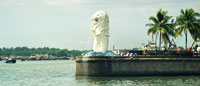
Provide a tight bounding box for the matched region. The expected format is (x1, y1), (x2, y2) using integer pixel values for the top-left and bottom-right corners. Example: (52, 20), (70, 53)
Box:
(175, 8), (200, 50)
(146, 9), (175, 50)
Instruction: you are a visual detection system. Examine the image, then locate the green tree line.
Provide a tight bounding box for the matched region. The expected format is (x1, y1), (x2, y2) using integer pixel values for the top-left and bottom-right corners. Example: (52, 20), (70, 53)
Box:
(0, 46), (85, 57)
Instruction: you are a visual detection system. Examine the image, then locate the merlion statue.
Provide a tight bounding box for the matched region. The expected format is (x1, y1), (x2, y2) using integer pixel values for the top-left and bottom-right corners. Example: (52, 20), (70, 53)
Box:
(91, 11), (109, 53)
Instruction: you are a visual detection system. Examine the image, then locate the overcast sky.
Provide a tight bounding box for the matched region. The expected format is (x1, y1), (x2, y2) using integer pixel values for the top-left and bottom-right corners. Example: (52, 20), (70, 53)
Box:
(0, 0), (200, 50)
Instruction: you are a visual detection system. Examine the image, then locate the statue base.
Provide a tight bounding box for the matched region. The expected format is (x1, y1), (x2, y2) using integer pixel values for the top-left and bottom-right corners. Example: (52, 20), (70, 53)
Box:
(76, 56), (200, 76)
(83, 51), (119, 56)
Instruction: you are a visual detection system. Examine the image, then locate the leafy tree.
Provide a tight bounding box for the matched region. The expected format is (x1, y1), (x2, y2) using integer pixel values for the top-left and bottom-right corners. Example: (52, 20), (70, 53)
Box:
(146, 9), (175, 50)
(175, 8), (200, 50)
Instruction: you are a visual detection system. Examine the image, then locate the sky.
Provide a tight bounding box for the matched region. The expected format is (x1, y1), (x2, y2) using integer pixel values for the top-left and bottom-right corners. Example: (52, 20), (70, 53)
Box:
(0, 0), (200, 50)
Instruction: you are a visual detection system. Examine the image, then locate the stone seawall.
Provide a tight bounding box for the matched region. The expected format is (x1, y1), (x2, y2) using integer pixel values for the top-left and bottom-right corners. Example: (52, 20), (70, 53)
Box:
(76, 56), (200, 76)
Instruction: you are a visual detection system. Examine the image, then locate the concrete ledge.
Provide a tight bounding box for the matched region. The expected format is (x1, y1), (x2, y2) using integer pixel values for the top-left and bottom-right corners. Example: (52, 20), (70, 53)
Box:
(76, 56), (200, 76)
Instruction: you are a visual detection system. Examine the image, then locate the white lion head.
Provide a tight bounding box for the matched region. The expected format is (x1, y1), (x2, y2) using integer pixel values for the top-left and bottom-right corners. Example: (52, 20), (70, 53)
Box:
(91, 11), (109, 36)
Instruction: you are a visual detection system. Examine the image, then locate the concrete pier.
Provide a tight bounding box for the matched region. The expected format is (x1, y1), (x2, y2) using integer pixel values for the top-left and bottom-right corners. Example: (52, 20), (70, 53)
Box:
(76, 56), (200, 76)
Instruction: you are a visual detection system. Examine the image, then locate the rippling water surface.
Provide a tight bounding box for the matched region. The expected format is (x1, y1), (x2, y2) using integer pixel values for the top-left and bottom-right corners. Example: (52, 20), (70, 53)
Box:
(0, 60), (200, 86)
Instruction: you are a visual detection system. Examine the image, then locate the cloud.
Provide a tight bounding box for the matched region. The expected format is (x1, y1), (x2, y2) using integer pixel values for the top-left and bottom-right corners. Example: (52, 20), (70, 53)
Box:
(1, 0), (198, 14)
(44, 0), (89, 6)
(0, 0), (199, 49)
(0, 0), (91, 13)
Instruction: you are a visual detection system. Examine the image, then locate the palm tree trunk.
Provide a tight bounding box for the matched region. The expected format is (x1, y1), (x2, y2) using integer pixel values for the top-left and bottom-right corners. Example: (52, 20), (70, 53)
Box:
(159, 30), (161, 51)
(155, 33), (158, 48)
(155, 33), (158, 55)
(185, 33), (187, 50)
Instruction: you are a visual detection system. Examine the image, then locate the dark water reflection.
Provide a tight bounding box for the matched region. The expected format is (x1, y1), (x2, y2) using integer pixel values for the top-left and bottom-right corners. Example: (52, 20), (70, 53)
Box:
(0, 60), (200, 86)
(76, 76), (200, 86)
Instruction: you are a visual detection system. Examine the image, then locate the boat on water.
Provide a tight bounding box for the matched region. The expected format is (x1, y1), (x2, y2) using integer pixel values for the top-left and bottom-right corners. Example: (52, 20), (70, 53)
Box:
(5, 58), (16, 63)
(21, 58), (26, 61)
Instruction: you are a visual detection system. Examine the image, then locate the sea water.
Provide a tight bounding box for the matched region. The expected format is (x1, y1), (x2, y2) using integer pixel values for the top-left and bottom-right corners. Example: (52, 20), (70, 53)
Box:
(0, 60), (200, 86)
